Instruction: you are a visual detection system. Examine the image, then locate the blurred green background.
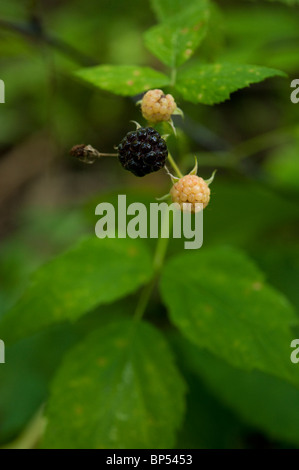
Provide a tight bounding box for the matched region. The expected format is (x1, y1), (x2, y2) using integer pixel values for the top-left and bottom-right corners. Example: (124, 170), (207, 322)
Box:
(0, 0), (299, 449)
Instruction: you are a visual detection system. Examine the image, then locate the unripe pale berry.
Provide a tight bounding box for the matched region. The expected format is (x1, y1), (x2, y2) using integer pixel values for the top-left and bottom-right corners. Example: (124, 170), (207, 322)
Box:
(170, 174), (210, 212)
(141, 89), (177, 123)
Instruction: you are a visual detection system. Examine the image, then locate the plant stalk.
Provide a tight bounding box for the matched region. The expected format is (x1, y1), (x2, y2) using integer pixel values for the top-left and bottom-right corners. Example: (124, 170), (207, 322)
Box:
(134, 213), (172, 321)
(167, 152), (184, 178)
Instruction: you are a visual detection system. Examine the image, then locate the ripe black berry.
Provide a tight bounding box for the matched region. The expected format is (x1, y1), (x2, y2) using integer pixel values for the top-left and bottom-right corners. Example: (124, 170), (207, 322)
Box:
(117, 127), (168, 177)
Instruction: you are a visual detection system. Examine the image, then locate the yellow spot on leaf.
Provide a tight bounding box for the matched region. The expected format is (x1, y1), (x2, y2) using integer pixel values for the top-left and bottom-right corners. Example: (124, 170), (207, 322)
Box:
(97, 357), (107, 367)
(133, 70), (141, 77)
(203, 304), (213, 314)
(74, 405), (83, 416)
(128, 246), (137, 257)
(115, 338), (128, 349)
(193, 22), (203, 31)
(252, 281), (262, 291)
(127, 80), (134, 86)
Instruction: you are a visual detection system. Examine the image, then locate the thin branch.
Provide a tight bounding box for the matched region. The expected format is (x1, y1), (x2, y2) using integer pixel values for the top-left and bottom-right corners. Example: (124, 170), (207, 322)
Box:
(0, 18), (97, 66)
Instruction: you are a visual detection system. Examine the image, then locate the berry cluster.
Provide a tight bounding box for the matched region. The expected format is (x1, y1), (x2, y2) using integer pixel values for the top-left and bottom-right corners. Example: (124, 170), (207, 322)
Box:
(71, 87), (215, 209)
(117, 127), (168, 177)
(141, 89), (177, 123)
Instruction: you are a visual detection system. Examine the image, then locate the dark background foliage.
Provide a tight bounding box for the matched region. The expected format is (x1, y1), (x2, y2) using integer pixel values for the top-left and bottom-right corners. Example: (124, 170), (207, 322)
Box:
(0, 0), (299, 449)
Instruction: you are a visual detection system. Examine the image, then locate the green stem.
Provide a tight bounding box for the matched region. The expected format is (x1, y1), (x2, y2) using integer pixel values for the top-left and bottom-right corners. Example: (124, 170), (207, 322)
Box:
(1, 407), (45, 449)
(170, 67), (177, 87)
(134, 214), (172, 321)
(167, 152), (184, 178)
(134, 278), (156, 321)
(232, 125), (298, 162)
(153, 222), (171, 272)
(190, 125), (298, 171)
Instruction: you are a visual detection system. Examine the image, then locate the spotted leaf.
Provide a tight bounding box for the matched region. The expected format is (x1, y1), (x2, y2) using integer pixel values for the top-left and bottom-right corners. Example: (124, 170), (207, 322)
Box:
(175, 63), (286, 104)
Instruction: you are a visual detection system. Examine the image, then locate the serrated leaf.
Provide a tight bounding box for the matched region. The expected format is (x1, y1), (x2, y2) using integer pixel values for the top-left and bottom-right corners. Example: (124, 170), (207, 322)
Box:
(160, 246), (299, 386)
(0, 237), (153, 344)
(42, 320), (186, 449)
(74, 65), (170, 96)
(0, 325), (77, 445)
(144, 1), (210, 68)
(175, 63), (286, 104)
(253, 245), (299, 313)
(174, 336), (299, 447)
(0, 301), (137, 445)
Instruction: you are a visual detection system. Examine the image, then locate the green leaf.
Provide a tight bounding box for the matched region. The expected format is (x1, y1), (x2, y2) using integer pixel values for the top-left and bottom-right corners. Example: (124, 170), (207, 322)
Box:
(144, 1), (210, 68)
(252, 245), (299, 313)
(0, 237), (153, 344)
(42, 320), (186, 449)
(0, 300), (139, 445)
(175, 63), (286, 104)
(175, 336), (299, 447)
(74, 65), (170, 96)
(160, 246), (299, 386)
(0, 325), (78, 445)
